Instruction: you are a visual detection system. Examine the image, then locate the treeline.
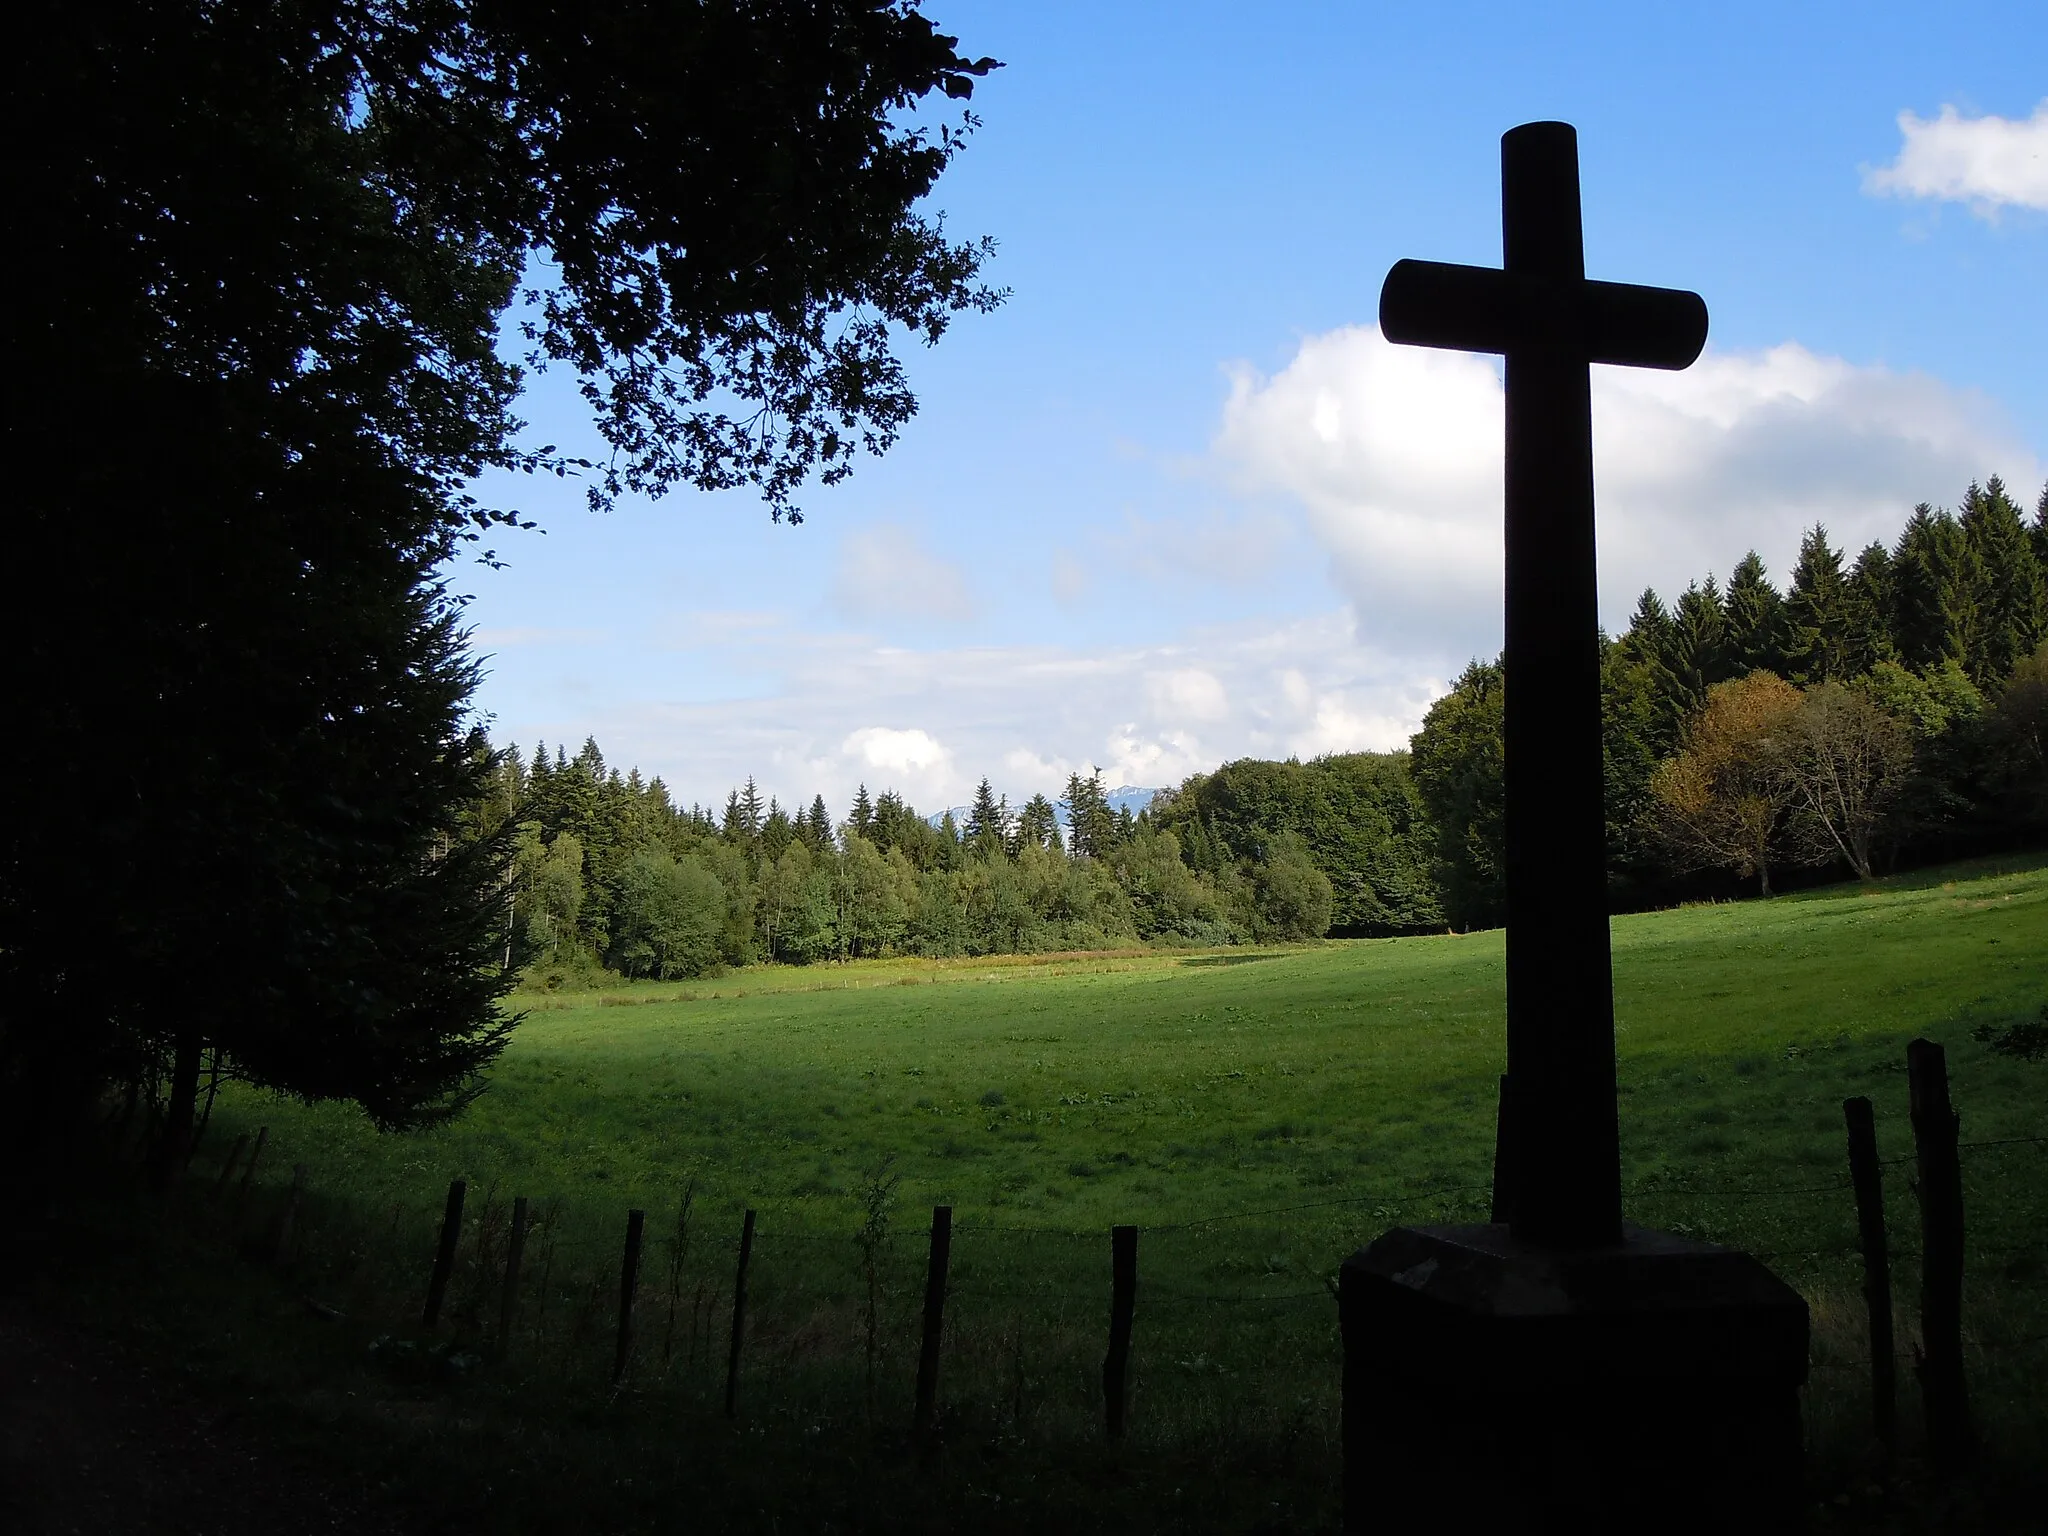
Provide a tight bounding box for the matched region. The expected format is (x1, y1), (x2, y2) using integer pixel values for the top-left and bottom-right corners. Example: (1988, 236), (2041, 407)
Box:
(1415, 477), (2048, 926)
(489, 477), (2046, 981)
(478, 760), (1340, 983)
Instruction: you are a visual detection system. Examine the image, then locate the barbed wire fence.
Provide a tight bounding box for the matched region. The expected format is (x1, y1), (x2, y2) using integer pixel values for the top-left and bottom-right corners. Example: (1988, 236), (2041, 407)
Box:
(199, 1100), (2045, 1463)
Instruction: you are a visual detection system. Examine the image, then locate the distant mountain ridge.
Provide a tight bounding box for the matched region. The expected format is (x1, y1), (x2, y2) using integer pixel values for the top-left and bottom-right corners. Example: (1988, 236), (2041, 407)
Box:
(925, 785), (1163, 834)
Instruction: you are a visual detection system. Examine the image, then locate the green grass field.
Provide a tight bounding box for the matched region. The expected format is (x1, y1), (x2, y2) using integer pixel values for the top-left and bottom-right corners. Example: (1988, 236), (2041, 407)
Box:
(99, 855), (2048, 1531)
(242, 855), (2047, 1230)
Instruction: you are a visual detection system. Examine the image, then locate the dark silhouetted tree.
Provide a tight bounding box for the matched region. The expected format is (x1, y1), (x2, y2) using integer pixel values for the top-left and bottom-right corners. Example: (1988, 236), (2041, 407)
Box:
(7, 0), (1001, 1159)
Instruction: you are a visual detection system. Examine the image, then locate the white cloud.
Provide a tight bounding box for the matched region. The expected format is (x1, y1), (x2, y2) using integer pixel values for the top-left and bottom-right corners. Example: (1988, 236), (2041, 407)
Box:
(844, 725), (952, 774)
(1216, 328), (1503, 646)
(831, 522), (976, 624)
(1216, 325), (2040, 656)
(491, 610), (1446, 816)
(1864, 101), (2048, 216)
(1147, 667), (1229, 722)
(841, 726), (957, 804)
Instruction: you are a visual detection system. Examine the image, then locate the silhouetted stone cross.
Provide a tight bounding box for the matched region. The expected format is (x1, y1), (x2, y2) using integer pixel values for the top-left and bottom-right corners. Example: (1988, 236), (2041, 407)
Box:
(1380, 121), (1707, 1248)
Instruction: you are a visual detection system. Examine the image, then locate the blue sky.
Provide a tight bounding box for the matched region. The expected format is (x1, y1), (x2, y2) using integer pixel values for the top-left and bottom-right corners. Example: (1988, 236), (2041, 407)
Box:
(459, 0), (2046, 818)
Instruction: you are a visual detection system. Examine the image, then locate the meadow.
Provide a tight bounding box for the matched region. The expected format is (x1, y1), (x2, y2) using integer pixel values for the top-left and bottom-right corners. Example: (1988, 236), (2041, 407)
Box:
(87, 855), (2048, 1531)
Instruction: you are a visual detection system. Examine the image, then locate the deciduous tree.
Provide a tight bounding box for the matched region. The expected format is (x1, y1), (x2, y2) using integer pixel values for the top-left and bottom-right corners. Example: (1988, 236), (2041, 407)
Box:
(1409, 660), (1506, 930)
(1778, 684), (1911, 881)
(1646, 671), (1803, 896)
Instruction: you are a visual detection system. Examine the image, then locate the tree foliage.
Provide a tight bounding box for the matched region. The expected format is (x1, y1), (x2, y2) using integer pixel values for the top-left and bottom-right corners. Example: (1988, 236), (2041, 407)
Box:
(7, 0), (1001, 1157)
(1408, 663), (1507, 930)
(1412, 481), (2048, 915)
(1648, 672), (1805, 895)
(1156, 754), (1442, 935)
(488, 488), (2048, 985)
(1776, 684), (1912, 881)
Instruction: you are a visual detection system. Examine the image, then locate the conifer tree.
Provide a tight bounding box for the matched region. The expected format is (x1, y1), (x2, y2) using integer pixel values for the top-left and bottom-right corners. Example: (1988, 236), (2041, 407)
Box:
(1015, 792), (1061, 852)
(762, 798), (793, 858)
(1664, 578), (1728, 722)
(1959, 476), (2047, 686)
(1842, 542), (1897, 675)
(1062, 770), (1116, 859)
(965, 777), (1006, 856)
(1620, 589), (1683, 747)
(739, 777), (765, 840)
(1722, 552), (1787, 676)
(1891, 504), (1976, 672)
(872, 789), (930, 859)
(1784, 525), (1850, 682)
(849, 783), (875, 842)
(806, 794), (834, 851)
(1625, 588), (1674, 654)
(645, 776), (673, 819)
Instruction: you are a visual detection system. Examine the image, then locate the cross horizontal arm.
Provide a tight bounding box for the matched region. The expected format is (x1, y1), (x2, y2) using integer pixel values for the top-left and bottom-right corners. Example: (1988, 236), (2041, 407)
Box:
(1380, 259), (1707, 370)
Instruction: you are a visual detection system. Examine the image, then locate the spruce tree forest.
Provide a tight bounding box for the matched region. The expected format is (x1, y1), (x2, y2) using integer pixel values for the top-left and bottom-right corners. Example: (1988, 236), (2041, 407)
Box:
(489, 478), (2048, 984)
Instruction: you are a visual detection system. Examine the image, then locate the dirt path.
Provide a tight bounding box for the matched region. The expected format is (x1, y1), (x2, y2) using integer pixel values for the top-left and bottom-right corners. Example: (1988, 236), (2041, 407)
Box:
(0, 1297), (413, 1536)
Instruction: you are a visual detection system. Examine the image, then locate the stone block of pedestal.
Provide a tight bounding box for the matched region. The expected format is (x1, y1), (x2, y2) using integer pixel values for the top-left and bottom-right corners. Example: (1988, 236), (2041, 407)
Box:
(1339, 1223), (1808, 1533)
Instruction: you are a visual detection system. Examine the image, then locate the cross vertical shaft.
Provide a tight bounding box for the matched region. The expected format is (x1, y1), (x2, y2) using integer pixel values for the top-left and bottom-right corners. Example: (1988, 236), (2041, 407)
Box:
(1499, 123), (1620, 1248)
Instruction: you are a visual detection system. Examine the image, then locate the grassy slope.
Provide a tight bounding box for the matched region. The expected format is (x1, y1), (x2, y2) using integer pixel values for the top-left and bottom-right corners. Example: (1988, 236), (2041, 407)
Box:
(108, 856), (2048, 1532)
(239, 854), (2047, 1246)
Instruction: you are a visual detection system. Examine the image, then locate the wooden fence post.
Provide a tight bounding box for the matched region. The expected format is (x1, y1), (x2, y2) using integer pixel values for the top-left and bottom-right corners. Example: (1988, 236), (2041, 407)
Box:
(1103, 1224), (1138, 1442)
(422, 1177), (467, 1329)
(914, 1205), (953, 1443)
(273, 1163), (307, 1267)
(615, 1208), (646, 1384)
(1489, 1073), (1514, 1224)
(237, 1126), (268, 1201)
(724, 1208), (756, 1418)
(212, 1133), (249, 1199)
(1842, 1096), (1895, 1459)
(497, 1196), (530, 1359)
(1907, 1039), (1972, 1476)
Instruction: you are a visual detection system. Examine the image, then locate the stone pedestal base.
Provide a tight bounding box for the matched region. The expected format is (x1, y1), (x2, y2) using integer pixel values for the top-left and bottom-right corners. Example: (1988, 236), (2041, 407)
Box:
(1340, 1223), (1808, 1533)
